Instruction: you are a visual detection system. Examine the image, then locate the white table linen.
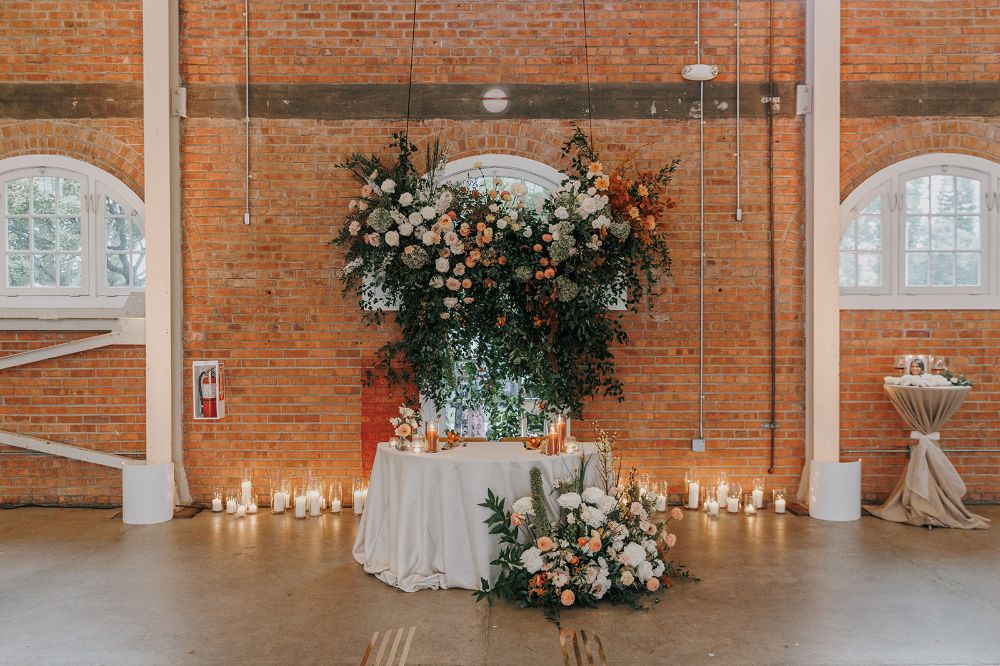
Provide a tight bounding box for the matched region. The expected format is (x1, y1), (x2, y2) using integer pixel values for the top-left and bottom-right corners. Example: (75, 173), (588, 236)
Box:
(353, 440), (600, 592)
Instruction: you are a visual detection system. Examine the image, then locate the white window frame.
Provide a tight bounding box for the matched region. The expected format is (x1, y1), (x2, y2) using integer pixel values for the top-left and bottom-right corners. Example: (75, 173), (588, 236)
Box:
(0, 155), (145, 313)
(840, 153), (1000, 310)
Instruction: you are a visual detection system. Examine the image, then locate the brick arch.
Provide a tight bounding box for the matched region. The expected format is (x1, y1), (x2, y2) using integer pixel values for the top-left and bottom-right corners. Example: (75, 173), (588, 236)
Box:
(841, 118), (1000, 202)
(0, 120), (145, 199)
(420, 120), (570, 171)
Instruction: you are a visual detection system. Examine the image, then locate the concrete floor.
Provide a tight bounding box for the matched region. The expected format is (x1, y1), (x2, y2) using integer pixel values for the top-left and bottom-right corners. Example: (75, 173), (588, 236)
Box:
(1, 506), (998, 666)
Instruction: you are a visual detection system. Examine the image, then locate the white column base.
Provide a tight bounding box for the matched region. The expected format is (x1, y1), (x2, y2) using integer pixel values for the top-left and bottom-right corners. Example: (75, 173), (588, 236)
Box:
(122, 462), (175, 524)
(808, 459), (861, 522)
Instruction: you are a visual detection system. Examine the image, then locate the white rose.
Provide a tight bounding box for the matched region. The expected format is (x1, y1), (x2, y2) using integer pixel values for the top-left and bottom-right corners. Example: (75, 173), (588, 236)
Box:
(384, 231), (399, 247)
(444, 231), (459, 246)
(581, 505), (606, 529)
(496, 219), (508, 229)
(622, 542), (646, 567)
(557, 492), (582, 510)
(552, 571), (569, 588)
(449, 244), (464, 256)
(423, 231), (438, 246)
(582, 487), (605, 504)
(554, 206), (569, 220)
(511, 497), (534, 515)
(636, 560), (654, 582)
(520, 547), (544, 574)
(620, 570), (635, 587)
(408, 211), (423, 226)
(510, 182), (527, 197)
(398, 222), (414, 237)
(435, 257), (450, 273)
(398, 192), (413, 206)
(592, 574), (611, 599)
(420, 205), (436, 220)
(380, 179), (396, 194)
(523, 227), (533, 238)
(443, 297), (458, 308)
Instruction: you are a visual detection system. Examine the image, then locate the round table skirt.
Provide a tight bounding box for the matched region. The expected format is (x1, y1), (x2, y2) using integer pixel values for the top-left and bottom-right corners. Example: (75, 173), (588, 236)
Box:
(352, 440), (601, 592)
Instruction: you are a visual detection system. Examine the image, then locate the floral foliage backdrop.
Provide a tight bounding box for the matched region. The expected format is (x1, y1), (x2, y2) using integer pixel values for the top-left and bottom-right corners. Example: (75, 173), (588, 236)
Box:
(333, 128), (677, 418)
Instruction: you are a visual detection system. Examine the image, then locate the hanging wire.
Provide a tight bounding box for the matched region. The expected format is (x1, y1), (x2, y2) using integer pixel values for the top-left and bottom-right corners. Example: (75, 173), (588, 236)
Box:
(243, 0), (251, 225)
(582, 0), (595, 141)
(403, 0), (419, 140)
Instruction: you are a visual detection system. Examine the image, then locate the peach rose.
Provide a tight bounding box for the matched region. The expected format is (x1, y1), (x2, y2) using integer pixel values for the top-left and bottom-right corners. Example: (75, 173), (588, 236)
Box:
(536, 536), (554, 552)
(535, 270), (545, 280)
(396, 423), (412, 438)
(533, 243), (543, 253)
(542, 233), (553, 243)
(665, 533), (677, 548)
(646, 578), (660, 592)
(544, 268), (555, 279)
(588, 535), (602, 552)
(511, 512), (525, 527)
(461, 278), (472, 289)
(561, 589), (575, 606)
(577, 537), (590, 547)
(671, 507), (684, 521)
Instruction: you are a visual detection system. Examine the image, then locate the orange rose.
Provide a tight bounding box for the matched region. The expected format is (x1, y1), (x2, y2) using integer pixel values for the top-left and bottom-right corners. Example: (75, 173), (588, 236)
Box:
(510, 512), (525, 527)
(544, 268), (555, 279)
(539, 258), (549, 267)
(462, 278), (472, 289)
(477, 222), (486, 231)
(577, 537), (590, 547)
(536, 536), (554, 552)
(542, 233), (553, 242)
(535, 270), (545, 280)
(588, 535), (602, 552)
(447, 210), (457, 219)
(646, 578), (660, 592)
(497, 255), (507, 265)
(533, 244), (543, 253)
(561, 590), (576, 606)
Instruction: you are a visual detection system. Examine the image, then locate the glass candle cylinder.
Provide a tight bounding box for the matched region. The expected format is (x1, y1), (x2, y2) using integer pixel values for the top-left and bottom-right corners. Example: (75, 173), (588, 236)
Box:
(329, 480), (343, 513)
(211, 488), (223, 512)
(426, 421), (439, 453)
(225, 493), (237, 514)
(352, 479), (366, 515)
(293, 486), (308, 519)
(241, 467), (253, 506)
(726, 485), (741, 514)
(743, 494), (757, 515)
(307, 477), (322, 517)
(248, 494), (259, 514)
(638, 474), (650, 500)
(685, 469), (700, 510)
(752, 478), (765, 509)
(411, 434), (424, 454)
(655, 481), (668, 512)
(556, 414), (567, 451)
(774, 488), (787, 514)
(716, 472), (729, 506)
(271, 472), (286, 513)
(546, 425), (558, 456)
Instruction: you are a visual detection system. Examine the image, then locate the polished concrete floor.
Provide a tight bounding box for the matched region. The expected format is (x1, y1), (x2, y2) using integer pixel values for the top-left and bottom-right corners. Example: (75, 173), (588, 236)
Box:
(1, 505), (998, 666)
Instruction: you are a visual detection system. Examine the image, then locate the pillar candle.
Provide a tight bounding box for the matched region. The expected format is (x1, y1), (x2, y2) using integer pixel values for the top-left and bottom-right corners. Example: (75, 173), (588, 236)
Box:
(547, 426), (558, 456)
(426, 423), (438, 453)
(656, 494), (667, 513)
(775, 498), (786, 514)
(294, 494), (307, 519)
(687, 482), (700, 509)
(556, 415), (567, 451)
(726, 496), (739, 513)
(320, 496), (327, 511)
(752, 488), (764, 509)
(708, 499), (719, 516)
(308, 490), (321, 516)
(248, 501), (258, 514)
(241, 480), (253, 506)
(211, 497), (223, 512)
(717, 482), (728, 505)
(236, 504), (247, 518)
(331, 498), (342, 513)
(226, 498), (236, 514)
(353, 489), (365, 515)
(272, 492), (286, 513)
(744, 501), (756, 515)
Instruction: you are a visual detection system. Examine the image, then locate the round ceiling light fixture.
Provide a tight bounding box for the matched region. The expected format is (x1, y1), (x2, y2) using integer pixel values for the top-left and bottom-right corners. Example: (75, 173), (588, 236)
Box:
(482, 88), (509, 113)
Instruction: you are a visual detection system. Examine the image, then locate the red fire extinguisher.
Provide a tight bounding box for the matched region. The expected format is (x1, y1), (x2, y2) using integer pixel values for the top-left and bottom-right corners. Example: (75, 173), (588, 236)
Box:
(198, 367), (218, 418)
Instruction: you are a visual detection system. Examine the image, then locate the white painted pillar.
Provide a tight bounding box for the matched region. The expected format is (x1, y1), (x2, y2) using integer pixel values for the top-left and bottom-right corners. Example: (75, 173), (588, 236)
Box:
(143, 0), (176, 469)
(804, 0), (859, 521)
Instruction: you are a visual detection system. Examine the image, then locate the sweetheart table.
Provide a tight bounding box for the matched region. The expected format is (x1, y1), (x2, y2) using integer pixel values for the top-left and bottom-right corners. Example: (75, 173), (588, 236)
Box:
(353, 440), (599, 592)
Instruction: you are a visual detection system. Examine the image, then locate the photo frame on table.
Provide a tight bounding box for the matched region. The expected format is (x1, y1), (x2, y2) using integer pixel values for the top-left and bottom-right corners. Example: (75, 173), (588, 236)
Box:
(902, 354), (929, 376)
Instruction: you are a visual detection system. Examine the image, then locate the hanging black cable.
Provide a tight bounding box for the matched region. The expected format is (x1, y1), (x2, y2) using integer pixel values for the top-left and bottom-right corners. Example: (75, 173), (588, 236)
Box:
(403, 0), (418, 139)
(582, 0), (595, 141)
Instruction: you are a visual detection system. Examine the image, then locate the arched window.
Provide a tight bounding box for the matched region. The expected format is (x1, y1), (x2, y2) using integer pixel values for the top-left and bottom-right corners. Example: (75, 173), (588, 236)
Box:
(840, 154), (1000, 309)
(0, 155), (145, 311)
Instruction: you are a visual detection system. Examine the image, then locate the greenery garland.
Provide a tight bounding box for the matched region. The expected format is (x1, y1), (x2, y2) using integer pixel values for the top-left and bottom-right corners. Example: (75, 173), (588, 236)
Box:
(332, 128), (677, 417)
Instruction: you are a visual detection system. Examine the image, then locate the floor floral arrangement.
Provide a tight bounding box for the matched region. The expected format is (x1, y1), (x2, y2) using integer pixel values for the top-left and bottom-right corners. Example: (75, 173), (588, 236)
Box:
(475, 431), (695, 617)
(332, 129), (677, 417)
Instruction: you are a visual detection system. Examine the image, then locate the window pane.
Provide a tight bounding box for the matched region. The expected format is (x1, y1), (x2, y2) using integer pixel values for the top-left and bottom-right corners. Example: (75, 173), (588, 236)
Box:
(905, 215), (930, 250)
(930, 252), (955, 286)
(856, 215), (881, 250)
(129, 221), (145, 252)
(930, 216), (955, 250)
(106, 217), (128, 251)
(905, 177), (929, 214)
(930, 175), (956, 214)
(955, 216), (980, 250)
(906, 253), (929, 286)
(7, 254), (29, 287)
(58, 217), (81, 251)
(132, 253), (146, 287)
(106, 254), (129, 287)
(105, 197), (127, 217)
(839, 220), (856, 251)
(31, 177), (57, 214)
(860, 196), (881, 216)
(857, 253), (882, 287)
(32, 218), (56, 251)
(6, 178), (29, 214)
(955, 253), (980, 286)
(6, 217), (29, 250)
(57, 179), (82, 215)
(58, 254), (82, 287)
(839, 252), (856, 287)
(33, 254), (58, 287)
(955, 176), (980, 214)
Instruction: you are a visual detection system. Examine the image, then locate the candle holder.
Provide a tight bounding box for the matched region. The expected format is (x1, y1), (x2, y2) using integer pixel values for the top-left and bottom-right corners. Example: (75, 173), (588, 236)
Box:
(716, 472), (729, 506)
(743, 493), (757, 515)
(726, 485), (741, 514)
(685, 469), (700, 510)
(293, 485), (308, 519)
(329, 480), (343, 513)
(241, 467), (253, 507)
(352, 478), (367, 516)
(655, 480), (668, 512)
(706, 488), (720, 517)
(555, 414), (567, 451)
(425, 421), (439, 453)
(271, 472), (287, 514)
(307, 476), (323, 517)
(564, 436), (579, 454)
(248, 494), (259, 514)
(752, 478), (765, 509)
(546, 425), (558, 456)
(411, 433), (425, 454)
(226, 492), (237, 514)
(211, 488), (224, 512)
(774, 488), (787, 514)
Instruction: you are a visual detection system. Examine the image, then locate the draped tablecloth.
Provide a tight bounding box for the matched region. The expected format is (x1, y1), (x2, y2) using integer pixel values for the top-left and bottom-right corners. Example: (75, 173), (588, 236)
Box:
(866, 384), (990, 529)
(353, 440), (601, 592)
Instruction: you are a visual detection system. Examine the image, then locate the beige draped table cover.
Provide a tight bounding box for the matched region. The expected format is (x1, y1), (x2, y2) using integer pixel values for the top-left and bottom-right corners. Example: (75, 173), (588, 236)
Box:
(866, 384), (990, 529)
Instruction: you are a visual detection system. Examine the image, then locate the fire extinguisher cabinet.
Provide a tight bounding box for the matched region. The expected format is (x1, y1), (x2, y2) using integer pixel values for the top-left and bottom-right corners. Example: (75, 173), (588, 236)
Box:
(193, 360), (226, 420)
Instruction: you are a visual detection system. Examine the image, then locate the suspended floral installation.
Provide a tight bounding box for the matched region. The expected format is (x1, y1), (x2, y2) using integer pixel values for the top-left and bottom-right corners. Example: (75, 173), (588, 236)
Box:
(332, 127), (677, 417)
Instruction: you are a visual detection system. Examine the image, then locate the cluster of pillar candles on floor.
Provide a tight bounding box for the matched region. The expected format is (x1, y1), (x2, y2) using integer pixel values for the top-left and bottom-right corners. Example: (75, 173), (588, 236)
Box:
(671, 470), (788, 516)
(210, 469), (368, 519)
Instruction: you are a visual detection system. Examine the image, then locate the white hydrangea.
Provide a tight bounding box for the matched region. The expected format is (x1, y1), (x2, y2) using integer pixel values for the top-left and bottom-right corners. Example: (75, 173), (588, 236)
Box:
(557, 492), (582, 510)
(582, 487), (604, 504)
(644, 539), (658, 555)
(622, 542), (646, 567)
(597, 495), (618, 514)
(580, 504), (606, 529)
(520, 547), (544, 574)
(636, 560), (654, 582)
(511, 497), (534, 515)
(592, 215), (611, 230)
(652, 561), (665, 578)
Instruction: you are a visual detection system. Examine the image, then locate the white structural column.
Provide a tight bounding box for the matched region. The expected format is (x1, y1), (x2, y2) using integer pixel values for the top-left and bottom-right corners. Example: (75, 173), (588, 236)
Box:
(804, 0), (860, 521)
(137, 0), (179, 523)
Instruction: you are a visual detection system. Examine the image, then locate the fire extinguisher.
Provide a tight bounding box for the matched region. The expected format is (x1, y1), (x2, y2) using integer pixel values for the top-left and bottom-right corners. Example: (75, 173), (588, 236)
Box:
(198, 367), (218, 418)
